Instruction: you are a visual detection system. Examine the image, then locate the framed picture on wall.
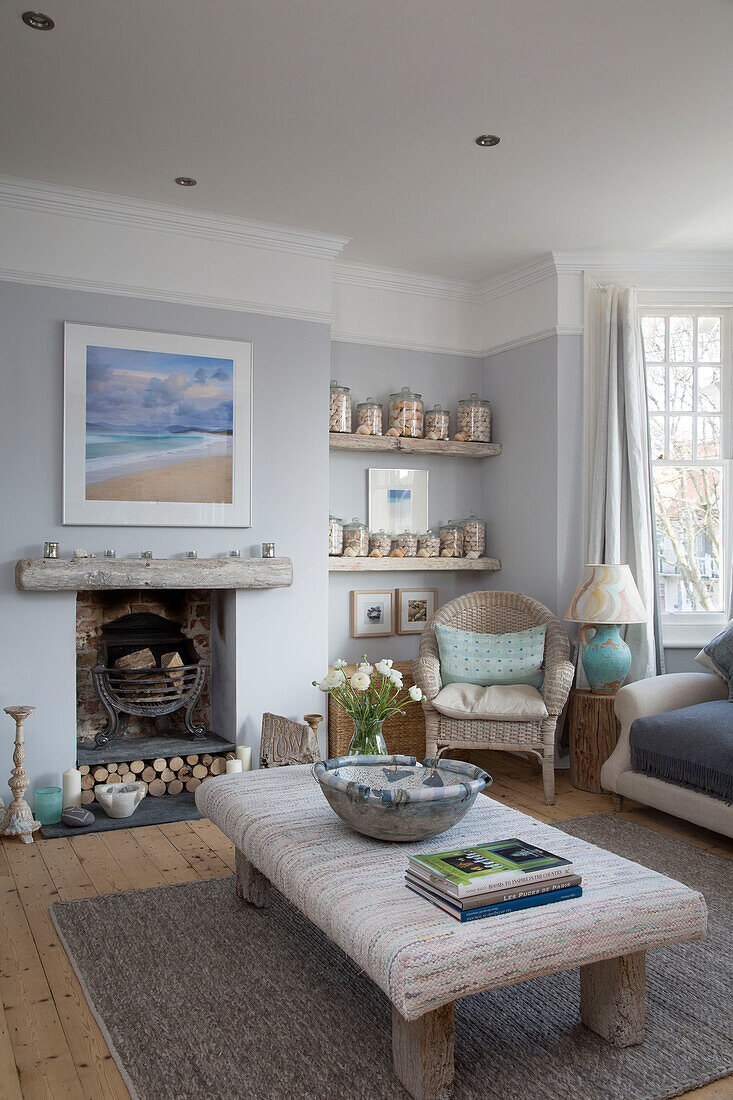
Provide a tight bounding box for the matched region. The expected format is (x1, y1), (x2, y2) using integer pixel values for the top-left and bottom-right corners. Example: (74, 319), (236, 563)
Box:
(63, 323), (253, 526)
(351, 590), (394, 638)
(396, 588), (438, 634)
(368, 468), (428, 534)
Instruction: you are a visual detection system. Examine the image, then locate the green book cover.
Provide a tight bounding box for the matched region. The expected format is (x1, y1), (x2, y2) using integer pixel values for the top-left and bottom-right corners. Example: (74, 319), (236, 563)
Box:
(409, 839), (573, 892)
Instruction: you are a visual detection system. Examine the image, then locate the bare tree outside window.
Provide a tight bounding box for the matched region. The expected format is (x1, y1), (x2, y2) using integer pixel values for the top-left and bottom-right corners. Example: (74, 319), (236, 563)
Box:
(641, 313), (726, 617)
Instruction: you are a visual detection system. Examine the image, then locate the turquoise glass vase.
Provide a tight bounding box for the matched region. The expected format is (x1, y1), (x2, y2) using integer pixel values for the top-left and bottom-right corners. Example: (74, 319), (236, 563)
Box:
(34, 786), (62, 825)
(579, 624), (632, 694)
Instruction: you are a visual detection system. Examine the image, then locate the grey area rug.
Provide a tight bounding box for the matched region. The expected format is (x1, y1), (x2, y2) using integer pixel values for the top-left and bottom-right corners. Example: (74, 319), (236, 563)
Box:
(50, 815), (733, 1100)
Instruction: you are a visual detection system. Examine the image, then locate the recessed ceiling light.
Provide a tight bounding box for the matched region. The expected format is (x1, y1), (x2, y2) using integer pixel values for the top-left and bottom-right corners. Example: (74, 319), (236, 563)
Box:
(475, 134), (500, 147)
(21, 10), (54, 29)
(174, 176), (197, 187)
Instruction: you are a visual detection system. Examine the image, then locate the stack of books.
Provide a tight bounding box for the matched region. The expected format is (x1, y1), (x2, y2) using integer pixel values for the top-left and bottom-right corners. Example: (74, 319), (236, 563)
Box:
(405, 838), (582, 922)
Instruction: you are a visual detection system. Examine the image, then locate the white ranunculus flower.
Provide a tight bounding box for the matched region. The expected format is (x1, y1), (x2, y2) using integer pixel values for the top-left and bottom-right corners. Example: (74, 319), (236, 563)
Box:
(318, 672), (342, 692)
(388, 669), (403, 686)
(333, 658), (348, 669)
(380, 658), (394, 668)
(409, 684), (423, 702)
(350, 670), (371, 691)
(357, 661), (374, 674)
(375, 660), (393, 676)
(331, 667), (346, 682)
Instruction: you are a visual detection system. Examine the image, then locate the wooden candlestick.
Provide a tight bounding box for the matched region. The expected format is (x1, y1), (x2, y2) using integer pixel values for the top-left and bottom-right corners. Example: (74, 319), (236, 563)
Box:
(303, 714), (324, 751)
(3, 706), (41, 844)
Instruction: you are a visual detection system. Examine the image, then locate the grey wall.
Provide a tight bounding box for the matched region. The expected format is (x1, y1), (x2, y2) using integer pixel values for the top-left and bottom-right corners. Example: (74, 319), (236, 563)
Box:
(0, 281), (331, 794)
(481, 334), (585, 621)
(329, 341), (492, 664)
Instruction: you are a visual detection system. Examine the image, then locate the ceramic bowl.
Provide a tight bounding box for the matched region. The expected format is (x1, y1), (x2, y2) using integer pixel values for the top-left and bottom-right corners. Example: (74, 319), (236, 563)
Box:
(94, 781), (146, 819)
(312, 755), (491, 842)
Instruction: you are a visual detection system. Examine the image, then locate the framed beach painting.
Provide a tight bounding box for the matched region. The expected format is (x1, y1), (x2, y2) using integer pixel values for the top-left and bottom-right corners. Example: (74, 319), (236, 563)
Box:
(63, 324), (252, 526)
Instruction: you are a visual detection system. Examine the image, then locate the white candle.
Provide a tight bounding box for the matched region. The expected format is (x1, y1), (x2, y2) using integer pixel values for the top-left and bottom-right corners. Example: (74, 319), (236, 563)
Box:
(236, 745), (252, 771)
(63, 767), (82, 809)
(226, 758), (243, 774)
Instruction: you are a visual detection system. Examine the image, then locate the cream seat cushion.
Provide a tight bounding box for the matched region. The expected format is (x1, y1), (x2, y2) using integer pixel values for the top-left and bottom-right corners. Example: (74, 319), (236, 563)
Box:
(432, 682), (549, 721)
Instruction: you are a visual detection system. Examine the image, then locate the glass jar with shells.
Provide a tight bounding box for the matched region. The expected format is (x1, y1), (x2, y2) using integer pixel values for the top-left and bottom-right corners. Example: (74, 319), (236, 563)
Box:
(456, 394), (491, 442)
(417, 530), (440, 558)
(424, 404), (450, 440)
(394, 530), (418, 556)
(369, 529), (392, 557)
(329, 380), (352, 433)
(387, 387), (423, 438)
(329, 515), (344, 556)
(356, 398), (383, 437)
(462, 513), (485, 558)
(439, 521), (464, 558)
(342, 518), (369, 557)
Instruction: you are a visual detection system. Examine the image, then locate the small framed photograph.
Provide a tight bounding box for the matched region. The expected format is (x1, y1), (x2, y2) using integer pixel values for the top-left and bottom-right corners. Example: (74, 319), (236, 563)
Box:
(368, 468), (428, 534)
(351, 590), (394, 638)
(396, 588), (438, 634)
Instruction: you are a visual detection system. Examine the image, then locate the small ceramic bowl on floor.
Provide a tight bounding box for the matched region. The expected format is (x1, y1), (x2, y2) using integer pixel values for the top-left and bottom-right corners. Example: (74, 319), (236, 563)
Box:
(94, 782), (146, 819)
(312, 755), (491, 842)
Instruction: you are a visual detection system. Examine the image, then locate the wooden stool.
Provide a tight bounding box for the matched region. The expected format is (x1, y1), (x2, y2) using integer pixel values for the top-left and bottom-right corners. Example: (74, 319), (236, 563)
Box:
(568, 689), (620, 793)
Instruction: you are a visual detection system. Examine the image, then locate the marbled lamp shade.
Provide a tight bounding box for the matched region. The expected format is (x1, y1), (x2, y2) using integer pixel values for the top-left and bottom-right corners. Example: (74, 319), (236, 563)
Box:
(565, 564), (647, 694)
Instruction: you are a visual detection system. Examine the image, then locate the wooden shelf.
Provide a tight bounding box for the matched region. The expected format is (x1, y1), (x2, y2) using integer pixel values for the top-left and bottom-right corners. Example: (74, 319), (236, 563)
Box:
(329, 433), (501, 458)
(15, 556), (293, 592)
(329, 556), (501, 572)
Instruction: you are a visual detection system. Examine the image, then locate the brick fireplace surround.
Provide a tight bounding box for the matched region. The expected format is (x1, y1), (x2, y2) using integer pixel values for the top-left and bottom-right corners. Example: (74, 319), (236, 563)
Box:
(76, 589), (212, 743)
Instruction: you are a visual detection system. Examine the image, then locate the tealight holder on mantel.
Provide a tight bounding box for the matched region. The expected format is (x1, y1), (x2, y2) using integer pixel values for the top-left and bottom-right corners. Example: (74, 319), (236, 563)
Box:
(3, 706), (41, 843)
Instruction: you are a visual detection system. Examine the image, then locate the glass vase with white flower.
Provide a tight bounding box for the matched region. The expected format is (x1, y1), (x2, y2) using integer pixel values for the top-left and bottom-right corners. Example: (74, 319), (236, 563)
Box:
(314, 658), (423, 756)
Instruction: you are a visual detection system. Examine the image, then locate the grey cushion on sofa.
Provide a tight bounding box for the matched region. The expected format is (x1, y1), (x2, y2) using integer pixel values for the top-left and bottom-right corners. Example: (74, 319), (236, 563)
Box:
(630, 700), (733, 803)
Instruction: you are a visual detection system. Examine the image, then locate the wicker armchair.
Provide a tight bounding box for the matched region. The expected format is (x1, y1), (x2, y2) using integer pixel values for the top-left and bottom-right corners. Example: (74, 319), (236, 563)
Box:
(414, 591), (574, 805)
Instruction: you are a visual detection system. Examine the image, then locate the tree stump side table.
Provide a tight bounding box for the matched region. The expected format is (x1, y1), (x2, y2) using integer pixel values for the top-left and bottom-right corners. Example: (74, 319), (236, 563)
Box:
(568, 689), (621, 793)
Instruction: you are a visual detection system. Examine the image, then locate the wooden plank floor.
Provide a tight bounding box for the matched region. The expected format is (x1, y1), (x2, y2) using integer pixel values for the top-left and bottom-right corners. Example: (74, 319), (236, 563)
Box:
(0, 757), (731, 1100)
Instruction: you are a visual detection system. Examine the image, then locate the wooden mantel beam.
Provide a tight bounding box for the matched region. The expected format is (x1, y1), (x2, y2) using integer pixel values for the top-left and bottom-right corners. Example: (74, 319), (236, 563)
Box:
(15, 556), (293, 592)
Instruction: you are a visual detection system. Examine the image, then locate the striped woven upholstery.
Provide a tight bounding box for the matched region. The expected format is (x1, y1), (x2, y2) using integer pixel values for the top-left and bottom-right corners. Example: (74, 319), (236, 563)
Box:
(197, 767), (706, 1021)
(415, 591), (575, 806)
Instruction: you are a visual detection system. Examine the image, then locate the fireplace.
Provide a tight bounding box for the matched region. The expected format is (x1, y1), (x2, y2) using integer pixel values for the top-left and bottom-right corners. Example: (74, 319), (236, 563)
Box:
(91, 611), (208, 747)
(76, 590), (212, 746)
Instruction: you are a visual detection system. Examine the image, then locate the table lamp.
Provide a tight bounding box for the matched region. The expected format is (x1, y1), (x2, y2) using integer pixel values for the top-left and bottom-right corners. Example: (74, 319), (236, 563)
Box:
(565, 564), (647, 694)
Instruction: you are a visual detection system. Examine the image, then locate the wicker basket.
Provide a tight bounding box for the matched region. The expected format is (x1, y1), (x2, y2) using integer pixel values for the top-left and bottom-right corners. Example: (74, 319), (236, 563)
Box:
(327, 661), (426, 760)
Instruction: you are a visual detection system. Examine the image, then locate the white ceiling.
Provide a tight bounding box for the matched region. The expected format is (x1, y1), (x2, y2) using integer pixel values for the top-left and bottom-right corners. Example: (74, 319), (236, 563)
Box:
(2, 0), (733, 281)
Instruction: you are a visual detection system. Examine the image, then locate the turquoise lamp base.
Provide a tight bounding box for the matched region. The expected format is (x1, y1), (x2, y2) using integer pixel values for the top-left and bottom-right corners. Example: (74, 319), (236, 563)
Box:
(580, 624), (631, 695)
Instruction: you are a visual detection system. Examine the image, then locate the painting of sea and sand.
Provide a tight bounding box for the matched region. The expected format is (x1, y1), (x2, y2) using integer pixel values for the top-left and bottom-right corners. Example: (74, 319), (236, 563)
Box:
(84, 345), (234, 504)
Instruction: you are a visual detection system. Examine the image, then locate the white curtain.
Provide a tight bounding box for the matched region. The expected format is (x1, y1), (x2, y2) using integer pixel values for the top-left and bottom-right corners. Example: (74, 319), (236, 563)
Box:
(586, 285), (657, 682)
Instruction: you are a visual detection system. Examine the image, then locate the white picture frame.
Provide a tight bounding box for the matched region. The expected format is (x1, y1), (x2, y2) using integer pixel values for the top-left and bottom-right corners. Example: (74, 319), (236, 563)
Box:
(351, 590), (394, 638)
(368, 468), (428, 534)
(396, 588), (438, 634)
(63, 323), (252, 527)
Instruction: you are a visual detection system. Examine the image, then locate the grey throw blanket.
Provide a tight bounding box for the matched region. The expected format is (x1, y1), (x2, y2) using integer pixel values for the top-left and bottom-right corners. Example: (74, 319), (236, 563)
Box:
(630, 700), (733, 804)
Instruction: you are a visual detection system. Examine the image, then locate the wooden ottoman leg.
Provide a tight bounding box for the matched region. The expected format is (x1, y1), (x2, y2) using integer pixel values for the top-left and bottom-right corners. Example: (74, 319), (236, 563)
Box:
(580, 951), (645, 1047)
(235, 850), (270, 908)
(392, 1003), (455, 1100)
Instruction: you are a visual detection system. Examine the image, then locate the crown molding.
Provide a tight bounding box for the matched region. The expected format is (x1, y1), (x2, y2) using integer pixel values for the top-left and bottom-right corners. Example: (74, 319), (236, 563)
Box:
(0, 175), (351, 260)
(477, 255), (557, 303)
(330, 328), (484, 357)
(332, 260), (478, 303)
(480, 324), (583, 359)
(0, 267), (335, 326)
(553, 249), (733, 275)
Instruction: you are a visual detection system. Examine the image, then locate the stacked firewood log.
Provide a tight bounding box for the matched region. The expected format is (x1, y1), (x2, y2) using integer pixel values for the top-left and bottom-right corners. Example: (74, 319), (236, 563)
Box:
(78, 752), (230, 804)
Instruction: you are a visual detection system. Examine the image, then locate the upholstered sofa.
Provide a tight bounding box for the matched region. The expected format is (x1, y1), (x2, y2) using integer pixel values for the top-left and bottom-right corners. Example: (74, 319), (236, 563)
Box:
(602, 672), (733, 839)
